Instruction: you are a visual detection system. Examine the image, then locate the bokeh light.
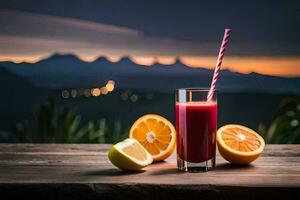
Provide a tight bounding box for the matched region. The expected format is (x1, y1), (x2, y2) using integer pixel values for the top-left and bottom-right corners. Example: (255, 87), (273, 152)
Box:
(106, 80), (115, 92)
(61, 80), (116, 100)
(71, 89), (77, 98)
(91, 88), (101, 96)
(61, 90), (69, 98)
(78, 88), (85, 96)
(121, 92), (128, 101)
(106, 83), (114, 92)
(101, 87), (108, 95)
(107, 80), (115, 85)
(130, 94), (138, 102)
(84, 89), (91, 97)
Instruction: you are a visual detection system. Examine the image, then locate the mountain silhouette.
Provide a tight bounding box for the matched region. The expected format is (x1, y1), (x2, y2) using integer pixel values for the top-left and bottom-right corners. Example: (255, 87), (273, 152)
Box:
(1, 54), (300, 93)
(41, 53), (81, 61)
(92, 56), (111, 64)
(0, 66), (32, 89)
(0, 66), (43, 113)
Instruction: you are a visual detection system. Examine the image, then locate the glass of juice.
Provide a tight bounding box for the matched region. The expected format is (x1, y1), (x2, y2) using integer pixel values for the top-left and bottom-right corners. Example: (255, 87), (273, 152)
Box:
(176, 88), (217, 172)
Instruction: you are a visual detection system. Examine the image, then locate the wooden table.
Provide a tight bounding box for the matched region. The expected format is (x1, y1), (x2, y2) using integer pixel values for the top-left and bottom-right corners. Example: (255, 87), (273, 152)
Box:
(0, 144), (299, 199)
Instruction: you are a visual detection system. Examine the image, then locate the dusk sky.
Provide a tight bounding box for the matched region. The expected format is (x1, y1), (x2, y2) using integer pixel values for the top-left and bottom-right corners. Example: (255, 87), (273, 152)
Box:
(0, 0), (299, 76)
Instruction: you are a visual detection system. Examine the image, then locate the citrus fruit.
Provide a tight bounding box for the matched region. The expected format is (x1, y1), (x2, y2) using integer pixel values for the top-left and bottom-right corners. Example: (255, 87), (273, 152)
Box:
(129, 114), (176, 161)
(217, 124), (265, 165)
(108, 138), (153, 170)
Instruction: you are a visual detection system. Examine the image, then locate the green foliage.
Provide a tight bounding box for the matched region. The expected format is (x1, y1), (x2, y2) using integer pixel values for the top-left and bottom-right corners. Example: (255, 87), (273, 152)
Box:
(258, 96), (300, 144)
(16, 97), (128, 143)
(16, 95), (300, 144)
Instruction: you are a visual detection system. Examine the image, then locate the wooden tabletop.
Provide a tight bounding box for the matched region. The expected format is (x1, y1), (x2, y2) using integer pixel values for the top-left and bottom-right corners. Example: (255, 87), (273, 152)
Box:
(0, 144), (299, 199)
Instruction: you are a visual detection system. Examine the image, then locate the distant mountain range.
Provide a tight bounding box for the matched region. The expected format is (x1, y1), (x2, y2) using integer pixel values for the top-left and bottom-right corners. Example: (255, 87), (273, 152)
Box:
(0, 66), (45, 114)
(1, 54), (300, 94)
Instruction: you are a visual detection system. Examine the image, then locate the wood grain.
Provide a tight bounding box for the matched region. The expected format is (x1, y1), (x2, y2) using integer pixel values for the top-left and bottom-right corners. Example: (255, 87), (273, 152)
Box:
(0, 144), (299, 199)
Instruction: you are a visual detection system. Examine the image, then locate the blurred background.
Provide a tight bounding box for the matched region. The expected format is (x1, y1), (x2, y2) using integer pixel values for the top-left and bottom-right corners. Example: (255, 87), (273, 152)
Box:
(0, 0), (299, 144)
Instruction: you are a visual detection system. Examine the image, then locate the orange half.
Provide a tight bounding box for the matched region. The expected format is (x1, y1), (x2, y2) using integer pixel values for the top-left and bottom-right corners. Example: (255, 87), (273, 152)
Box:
(217, 124), (265, 165)
(129, 114), (176, 161)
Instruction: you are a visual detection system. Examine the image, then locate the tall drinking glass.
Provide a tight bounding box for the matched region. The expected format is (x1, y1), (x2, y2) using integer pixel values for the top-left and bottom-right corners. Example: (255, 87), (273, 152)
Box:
(176, 88), (217, 172)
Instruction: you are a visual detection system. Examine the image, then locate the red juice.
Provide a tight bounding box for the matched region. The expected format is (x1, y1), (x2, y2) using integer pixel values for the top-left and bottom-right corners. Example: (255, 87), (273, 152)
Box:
(176, 101), (217, 163)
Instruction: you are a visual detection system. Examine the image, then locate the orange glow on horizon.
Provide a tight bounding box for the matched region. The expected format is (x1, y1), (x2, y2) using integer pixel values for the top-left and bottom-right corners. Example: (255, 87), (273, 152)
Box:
(156, 56), (176, 65)
(131, 56), (156, 66)
(77, 55), (98, 62)
(78, 55), (122, 63)
(0, 55), (48, 63)
(106, 55), (122, 62)
(0, 54), (299, 77)
(180, 56), (300, 76)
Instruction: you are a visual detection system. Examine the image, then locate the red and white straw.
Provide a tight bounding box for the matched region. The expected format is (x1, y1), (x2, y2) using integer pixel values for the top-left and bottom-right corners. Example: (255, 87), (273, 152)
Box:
(207, 28), (232, 101)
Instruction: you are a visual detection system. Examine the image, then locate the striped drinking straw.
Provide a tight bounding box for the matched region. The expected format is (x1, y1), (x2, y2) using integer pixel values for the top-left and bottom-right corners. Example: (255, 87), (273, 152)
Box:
(207, 28), (232, 102)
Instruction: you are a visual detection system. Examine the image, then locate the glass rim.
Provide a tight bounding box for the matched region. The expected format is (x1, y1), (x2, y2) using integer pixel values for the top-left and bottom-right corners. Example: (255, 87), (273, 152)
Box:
(176, 87), (216, 92)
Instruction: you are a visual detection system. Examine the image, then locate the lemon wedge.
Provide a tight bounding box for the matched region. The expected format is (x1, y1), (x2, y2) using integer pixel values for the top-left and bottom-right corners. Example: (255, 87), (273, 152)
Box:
(108, 138), (153, 170)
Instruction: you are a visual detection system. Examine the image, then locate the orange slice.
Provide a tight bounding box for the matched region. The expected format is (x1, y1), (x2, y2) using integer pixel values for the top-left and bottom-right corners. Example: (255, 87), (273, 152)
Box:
(217, 124), (265, 165)
(129, 114), (176, 161)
